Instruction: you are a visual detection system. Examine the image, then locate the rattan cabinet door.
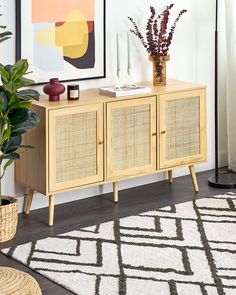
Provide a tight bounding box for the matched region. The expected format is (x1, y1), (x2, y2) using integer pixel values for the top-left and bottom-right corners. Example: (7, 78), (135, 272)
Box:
(106, 97), (156, 180)
(48, 104), (103, 192)
(159, 89), (207, 170)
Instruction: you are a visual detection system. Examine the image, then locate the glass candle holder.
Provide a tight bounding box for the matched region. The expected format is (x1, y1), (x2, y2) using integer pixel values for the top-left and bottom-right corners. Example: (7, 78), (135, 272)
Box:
(67, 84), (80, 100)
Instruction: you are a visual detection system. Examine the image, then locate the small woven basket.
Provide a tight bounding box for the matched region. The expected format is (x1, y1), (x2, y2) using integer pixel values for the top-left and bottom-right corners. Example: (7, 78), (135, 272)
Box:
(0, 267), (42, 295)
(0, 196), (18, 242)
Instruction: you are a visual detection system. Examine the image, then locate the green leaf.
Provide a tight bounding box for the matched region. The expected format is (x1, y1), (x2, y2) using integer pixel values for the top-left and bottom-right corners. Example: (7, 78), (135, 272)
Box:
(0, 28), (12, 45)
(1, 126), (11, 145)
(0, 117), (11, 145)
(11, 59), (29, 81)
(3, 135), (22, 153)
(8, 135), (22, 147)
(0, 36), (11, 44)
(2, 81), (14, 93)
(11, 111), (38, 135)
(8, 101), (31, 111)
(19, 144), (33, 149)
(0, 31), (12, 44)
(0, 117), (5, 125)
(0, 66), (10, 81)
(0, 31), (12, 39)
(15, 77), (35, 87)
(9, 108), (29, 125)
(4, 65), (13, 75)
(4, 77), (35, 93)
(17, 89), (39, 101)
(22, 70), (33, 76)
(0, 152), (20, 160)
(0, 91), (8, 113)
(8, 93), (19, 107)
(0, 159), (14, 179)
(4, 159), (14, 169)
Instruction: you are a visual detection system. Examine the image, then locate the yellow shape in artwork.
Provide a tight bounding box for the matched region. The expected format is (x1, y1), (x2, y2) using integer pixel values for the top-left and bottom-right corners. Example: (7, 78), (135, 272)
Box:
(55, 10), (89, 58)
(35, 26), (63, 54)
(36, 26), (54, 46)
(63, 44), (86, 59)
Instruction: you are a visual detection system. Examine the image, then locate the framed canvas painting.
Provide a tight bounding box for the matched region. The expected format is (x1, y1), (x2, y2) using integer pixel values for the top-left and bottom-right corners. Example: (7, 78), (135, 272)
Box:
(16, 0), (106, 84)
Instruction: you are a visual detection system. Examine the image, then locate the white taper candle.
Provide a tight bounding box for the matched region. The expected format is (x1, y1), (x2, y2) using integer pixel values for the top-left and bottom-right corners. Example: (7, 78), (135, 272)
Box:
(116, 32), (121, 77)
(127, 32), (131, 75)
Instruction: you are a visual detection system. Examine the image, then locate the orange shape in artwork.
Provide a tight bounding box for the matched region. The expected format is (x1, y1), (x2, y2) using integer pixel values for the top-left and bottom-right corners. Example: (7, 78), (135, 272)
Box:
(32, 0), (94, 23)
(87, 21), (94, 33)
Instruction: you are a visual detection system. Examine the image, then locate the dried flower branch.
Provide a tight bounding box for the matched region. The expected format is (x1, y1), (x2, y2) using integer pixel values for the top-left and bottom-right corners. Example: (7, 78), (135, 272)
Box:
(165, 9), (187, 55)
(128, 16), (147, 49)
(146, 6), (156, 55)
(128, 3), (187, 59)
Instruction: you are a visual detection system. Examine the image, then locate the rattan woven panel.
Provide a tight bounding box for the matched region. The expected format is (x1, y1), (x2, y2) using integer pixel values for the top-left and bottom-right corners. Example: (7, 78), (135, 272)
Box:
(112, 104), (151, 171)
(56, 112), (97, 183)
(165, 97), (200, 161)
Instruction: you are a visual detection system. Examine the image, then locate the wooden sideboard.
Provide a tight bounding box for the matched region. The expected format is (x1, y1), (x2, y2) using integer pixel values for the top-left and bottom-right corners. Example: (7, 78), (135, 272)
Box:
(15, 80), (207, 226)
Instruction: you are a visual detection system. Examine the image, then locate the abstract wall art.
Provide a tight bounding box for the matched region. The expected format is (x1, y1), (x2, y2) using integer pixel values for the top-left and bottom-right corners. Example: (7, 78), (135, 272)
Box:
(16, 0), (106, 84)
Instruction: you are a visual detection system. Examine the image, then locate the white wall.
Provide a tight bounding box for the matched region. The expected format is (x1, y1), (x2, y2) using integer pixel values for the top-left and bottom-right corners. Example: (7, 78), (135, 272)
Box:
(0, 0), (224, 213)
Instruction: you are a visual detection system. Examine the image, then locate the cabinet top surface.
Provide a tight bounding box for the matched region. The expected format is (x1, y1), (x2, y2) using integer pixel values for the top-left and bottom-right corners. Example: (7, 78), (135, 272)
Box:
(34, 79), (206, 110)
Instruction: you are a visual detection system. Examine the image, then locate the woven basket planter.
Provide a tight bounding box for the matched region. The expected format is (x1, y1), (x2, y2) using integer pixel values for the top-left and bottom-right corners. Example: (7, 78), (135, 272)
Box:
(0, 197), (18, 242)
(0, 267), (42, 295)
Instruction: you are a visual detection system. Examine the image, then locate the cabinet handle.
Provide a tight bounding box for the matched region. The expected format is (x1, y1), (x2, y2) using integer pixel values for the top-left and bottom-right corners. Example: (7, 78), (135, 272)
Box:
(152, 132), (157, 136)
(98, 141), (104, 145)
(161, 131), (166, 134)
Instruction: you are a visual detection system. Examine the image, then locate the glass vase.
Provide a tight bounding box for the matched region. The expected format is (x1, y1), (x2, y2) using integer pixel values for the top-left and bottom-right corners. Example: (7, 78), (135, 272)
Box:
(149, 55), (170, 86)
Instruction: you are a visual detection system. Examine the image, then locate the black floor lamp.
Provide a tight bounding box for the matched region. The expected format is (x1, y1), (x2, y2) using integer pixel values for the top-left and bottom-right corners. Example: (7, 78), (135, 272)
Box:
(208, 0), (236, 188)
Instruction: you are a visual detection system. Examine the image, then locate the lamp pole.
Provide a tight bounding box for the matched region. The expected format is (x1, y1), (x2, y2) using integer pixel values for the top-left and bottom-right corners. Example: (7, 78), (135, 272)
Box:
(208, 0), (236, 188)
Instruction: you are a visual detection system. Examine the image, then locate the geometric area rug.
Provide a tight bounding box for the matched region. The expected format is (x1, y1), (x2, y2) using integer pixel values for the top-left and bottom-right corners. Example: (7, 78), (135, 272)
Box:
(1, 193), (236, 295)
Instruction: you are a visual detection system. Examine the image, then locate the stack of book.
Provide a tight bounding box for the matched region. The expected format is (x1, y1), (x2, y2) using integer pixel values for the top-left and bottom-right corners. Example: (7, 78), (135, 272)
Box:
(99, 85), (151, 97)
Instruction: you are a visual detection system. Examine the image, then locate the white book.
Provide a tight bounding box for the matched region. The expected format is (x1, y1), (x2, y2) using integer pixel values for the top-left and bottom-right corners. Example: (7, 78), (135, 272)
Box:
(99, 85), (151, 97)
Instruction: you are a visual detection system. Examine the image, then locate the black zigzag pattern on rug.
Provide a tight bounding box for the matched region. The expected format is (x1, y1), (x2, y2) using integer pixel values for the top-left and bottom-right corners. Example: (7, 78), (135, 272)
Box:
(2, 193), (236, 295)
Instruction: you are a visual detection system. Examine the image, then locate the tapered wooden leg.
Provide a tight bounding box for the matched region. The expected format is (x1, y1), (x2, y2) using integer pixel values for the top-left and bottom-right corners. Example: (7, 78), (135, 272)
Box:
(49, 194), (55, 226)
(168, 170), (173, 184)
(113, 182), (118, 203)
(189, 165), (199, 192)
(24, 189), (34, 215)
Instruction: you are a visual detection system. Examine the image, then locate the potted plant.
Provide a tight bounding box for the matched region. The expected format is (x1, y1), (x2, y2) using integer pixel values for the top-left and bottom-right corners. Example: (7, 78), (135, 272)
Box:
(0, 21), (39, 242)
(128, 3), (187, 86)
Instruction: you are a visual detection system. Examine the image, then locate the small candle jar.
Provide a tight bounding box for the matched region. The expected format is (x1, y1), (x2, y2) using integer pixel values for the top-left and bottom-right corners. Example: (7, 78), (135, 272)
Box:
(67, 84), (80, 100)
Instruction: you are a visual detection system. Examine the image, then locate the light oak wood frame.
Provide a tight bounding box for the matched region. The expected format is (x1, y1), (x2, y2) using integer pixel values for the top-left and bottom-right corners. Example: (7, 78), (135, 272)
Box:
(48, 103), (104, 192)
(168, 170), (173, 184)
(24, 189), (34, 215)
(15, 104), (48, 195)
(106, 96), (157, 181)
(189, 165), (199, 192)
(48, 194), (55, 226)
(158, 89), (207, 170)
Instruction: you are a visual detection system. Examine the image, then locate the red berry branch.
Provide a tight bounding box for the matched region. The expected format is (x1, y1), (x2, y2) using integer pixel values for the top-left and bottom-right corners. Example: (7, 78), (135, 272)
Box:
(128, 4), (187, 59)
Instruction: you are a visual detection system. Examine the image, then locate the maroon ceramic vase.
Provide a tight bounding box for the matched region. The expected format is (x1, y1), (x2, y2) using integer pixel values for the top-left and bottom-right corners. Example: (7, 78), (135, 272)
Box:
(43, 78), (65, 101)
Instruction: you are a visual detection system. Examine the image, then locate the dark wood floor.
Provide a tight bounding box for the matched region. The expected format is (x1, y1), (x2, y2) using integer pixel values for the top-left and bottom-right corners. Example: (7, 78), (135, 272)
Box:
(0, 169), (235, 294)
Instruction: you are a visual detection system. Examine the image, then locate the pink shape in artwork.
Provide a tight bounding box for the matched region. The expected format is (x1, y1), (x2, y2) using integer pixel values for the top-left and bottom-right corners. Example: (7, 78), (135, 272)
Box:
(32, 0), (94, 23)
